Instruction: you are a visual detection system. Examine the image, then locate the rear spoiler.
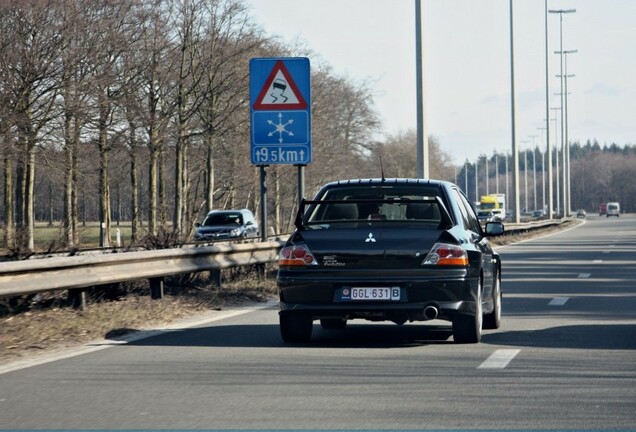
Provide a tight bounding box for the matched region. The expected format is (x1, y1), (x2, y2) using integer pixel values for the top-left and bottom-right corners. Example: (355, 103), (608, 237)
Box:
(294, 197), (453, 231)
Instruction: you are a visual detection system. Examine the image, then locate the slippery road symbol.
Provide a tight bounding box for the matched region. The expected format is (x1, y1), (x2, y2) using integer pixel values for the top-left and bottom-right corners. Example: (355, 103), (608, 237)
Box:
(270, 79), (289, 103)
(267, 112), (295, 143)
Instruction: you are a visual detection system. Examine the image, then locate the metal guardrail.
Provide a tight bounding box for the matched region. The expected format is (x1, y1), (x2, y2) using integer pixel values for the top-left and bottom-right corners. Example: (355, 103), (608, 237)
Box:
(0, 219), (571, 305)
(0, 240), (286, 306)
(502, 217), (571, 234)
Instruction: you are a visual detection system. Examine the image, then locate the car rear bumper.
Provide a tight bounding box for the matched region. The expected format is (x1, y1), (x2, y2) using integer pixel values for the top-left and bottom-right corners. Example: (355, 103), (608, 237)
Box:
(278, 270), (480, 323)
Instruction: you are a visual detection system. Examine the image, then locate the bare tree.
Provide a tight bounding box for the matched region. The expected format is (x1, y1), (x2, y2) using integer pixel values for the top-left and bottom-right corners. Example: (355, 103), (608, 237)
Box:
(85, 1), (137, 247)
(0, 15), (17, 249)
(195, 0), (259, 214)
(170, 0), (207, 236)
(377, 131), (454, 181)
(56, 0), (107, 247)
(136, 0), (177, 235)
(0, 1), (62, 250)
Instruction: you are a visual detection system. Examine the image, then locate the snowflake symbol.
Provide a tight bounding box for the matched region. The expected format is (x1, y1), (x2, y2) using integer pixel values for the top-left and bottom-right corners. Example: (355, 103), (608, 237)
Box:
(267, 112), (294, 143)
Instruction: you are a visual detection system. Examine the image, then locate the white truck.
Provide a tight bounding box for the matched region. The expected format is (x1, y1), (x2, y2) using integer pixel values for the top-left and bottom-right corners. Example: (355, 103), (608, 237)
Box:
(479, 194), (506, 221)
(606, 202), (620, 217)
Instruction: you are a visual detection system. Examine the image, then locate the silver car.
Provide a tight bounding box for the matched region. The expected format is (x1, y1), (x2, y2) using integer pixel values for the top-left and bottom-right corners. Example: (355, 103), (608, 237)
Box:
(194, 209), (259, 240)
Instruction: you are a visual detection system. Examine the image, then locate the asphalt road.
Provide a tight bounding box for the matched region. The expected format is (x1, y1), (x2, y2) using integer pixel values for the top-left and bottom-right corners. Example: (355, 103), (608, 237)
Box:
(1, 214), (635, 428)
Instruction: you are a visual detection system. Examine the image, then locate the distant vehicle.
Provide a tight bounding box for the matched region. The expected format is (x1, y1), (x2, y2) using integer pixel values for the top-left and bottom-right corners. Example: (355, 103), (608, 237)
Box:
(576, 209), (586, 219)
(599, 203), (607, 216)
(194, 209), (259, 240)
(606, 202), (620, 217)
(277, 178), (505, 344)
(479, 194), (506, 221)
(477, 210), (499, 222)
(532, 209), (546, 219)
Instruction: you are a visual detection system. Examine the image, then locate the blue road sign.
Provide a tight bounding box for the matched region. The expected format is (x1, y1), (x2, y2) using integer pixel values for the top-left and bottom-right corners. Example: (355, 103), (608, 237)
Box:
(250, 57), (311, 165)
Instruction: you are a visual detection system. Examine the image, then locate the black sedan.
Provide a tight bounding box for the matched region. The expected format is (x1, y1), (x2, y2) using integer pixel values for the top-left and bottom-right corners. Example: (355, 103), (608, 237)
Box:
(277, 178), (504, 344)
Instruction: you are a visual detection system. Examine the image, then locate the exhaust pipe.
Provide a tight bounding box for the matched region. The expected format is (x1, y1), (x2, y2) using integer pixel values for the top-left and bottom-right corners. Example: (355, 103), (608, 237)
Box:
(423, 305), (439, 320)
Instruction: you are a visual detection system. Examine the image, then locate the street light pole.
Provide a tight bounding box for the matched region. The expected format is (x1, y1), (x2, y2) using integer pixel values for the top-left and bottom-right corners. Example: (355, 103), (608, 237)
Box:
(537, 126), (547, 212)
(475, 158), (478, 204)
(529, 135), (538, 212)
(485, 156), (489, 195)
(495, 152), (499, 195)
(509, 0), (520, 223)
(505, 153), (509, 215)
(521, 140), (529, 213)
(544, 0), (553, 219)
(415, 0), (428, 179)
(464, 160), (469, 195)
(557, 49), (577, 215)
(550, 106), (561, 214)
(549, 8), (575, 216)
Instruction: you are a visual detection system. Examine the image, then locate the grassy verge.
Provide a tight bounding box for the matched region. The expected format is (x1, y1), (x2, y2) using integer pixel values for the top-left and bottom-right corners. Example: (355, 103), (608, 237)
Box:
(0, 269), (277, 364)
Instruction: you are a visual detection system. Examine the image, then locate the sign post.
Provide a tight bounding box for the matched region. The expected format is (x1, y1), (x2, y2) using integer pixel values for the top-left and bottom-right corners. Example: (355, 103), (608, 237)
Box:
(250, 57), (311, 237)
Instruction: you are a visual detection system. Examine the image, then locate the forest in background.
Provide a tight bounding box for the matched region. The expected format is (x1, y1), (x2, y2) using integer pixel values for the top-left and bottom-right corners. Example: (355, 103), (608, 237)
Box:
(460, 140), (636, 215)
(0, 0), (632, 252)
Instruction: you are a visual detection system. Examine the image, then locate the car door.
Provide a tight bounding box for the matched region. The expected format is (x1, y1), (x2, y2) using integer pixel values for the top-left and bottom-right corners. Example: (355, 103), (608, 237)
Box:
(453, 188), (495, 294)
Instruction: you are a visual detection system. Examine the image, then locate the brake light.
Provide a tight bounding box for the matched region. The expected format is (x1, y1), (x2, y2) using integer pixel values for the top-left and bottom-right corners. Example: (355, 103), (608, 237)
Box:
(279, 245), (318, 266)
(422, 243), (468, 266)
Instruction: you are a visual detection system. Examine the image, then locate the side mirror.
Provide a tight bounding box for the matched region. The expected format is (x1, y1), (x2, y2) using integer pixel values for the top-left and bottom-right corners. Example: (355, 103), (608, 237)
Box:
(485, 221), (504, 236)
(195, 222), (201, 227)
(245, 221), (253, 226)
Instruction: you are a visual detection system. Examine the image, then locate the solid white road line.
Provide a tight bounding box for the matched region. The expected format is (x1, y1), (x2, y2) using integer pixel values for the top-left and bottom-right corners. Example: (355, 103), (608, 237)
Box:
(478, 349), (521, 369)
(0, 301), (277, 375)
(549, 297), (569, 306)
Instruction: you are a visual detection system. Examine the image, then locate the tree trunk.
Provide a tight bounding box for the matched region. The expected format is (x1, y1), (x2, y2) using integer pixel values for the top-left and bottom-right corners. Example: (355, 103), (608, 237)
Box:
(98, 93), (111, 248)
(130, 151), (139, 242)
(25, 144), (35, 250)
(148, 121), (159, 235)
(3, 133), (15, 249)
(206, 141), (214, 213)
(159, 149), (167, 226)
(63, 107), (75, 247)
(72, 116), (80, 245)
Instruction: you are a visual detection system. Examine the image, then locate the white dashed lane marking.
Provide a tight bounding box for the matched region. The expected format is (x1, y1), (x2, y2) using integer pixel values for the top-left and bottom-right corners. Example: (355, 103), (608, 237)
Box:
(577, 273), (591, 278)
(478, 349), (521, 369)
(549, 297), (569, 306)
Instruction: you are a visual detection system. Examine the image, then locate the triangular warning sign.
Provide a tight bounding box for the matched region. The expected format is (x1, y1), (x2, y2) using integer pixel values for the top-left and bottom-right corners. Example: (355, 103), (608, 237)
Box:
(253, 60), (308, 110)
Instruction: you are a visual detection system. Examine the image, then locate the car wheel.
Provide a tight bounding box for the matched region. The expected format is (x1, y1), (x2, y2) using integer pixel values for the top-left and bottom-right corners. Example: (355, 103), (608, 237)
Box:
(452, 281), (482, 343)
(320, 318), (347, 329)
(483, 273), (501, 330)
(280, 312), (313, 343)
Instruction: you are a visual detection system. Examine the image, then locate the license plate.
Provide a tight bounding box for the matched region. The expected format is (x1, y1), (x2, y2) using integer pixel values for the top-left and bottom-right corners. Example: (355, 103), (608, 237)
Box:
(346, 287), (401, 301)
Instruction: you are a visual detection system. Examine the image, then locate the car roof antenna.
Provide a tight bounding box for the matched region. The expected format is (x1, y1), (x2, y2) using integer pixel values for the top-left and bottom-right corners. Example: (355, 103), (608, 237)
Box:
(379, 155), (386, 182)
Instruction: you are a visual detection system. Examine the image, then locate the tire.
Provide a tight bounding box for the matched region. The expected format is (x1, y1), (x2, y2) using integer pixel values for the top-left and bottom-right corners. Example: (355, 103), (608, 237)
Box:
(452, 281), (482, 343)
(320, 318), (347, 329)
(280, 312), (313, 343)
(483, 273), (501, 330)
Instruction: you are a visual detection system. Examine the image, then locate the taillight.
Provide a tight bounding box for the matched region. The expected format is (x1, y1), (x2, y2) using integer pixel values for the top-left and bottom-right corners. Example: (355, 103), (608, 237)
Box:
(279, 244), (318, 266)
(422, 243), (468, 266)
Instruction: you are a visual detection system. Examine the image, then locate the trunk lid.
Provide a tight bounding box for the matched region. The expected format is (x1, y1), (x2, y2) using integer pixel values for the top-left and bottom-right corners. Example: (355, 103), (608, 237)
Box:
(299, 226), (444, 269)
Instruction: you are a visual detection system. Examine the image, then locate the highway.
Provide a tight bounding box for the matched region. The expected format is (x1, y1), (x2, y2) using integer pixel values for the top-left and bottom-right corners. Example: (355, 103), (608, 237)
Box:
(1, 215), (635, 428)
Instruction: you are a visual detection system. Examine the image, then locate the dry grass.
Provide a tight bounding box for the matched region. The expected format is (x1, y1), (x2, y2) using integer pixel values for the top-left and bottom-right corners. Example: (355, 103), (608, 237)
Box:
(0, 271), (277, 364)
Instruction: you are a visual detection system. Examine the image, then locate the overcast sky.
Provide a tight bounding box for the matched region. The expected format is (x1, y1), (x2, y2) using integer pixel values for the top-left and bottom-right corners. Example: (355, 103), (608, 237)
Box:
(246, 0), (636, 165)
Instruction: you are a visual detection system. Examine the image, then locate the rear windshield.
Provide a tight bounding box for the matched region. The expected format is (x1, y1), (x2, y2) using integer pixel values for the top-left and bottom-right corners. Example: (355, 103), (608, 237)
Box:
(304, 185), (446, 229)
(203, 213), (243, 226)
